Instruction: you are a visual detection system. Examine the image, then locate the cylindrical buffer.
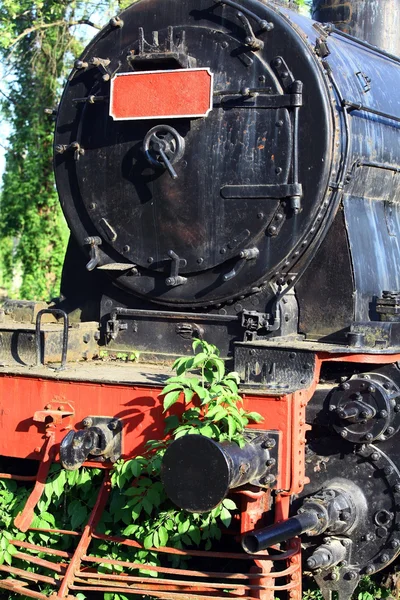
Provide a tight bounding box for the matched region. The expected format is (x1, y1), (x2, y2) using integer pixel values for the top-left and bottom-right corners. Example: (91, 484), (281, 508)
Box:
(161, 435), (272, 512)
(242, 511), (320, 553)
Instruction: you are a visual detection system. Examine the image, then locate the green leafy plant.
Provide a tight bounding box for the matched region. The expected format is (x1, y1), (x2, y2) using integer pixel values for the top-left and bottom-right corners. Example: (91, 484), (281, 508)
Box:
(0, 339), (263, 596)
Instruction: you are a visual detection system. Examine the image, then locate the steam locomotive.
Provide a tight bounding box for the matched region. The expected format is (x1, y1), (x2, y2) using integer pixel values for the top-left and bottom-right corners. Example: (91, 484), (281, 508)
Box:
(1, 0), (400, 598)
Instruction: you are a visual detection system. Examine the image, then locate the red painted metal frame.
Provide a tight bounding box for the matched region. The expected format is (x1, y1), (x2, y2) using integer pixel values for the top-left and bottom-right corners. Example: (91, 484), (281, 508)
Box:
(1, 352), (400, 599)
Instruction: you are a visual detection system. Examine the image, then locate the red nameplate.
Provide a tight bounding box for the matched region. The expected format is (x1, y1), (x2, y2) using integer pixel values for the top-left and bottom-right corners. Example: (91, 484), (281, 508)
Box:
(110, 68), (213, 121)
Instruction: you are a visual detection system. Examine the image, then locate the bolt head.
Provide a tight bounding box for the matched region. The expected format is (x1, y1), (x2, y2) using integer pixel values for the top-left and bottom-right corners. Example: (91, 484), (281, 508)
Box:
(371, 452), (380, 461)
(394, 484), (400, 493)
(365, 433), (374, 442)
(108, 420), (119, 431)
(390, 539), (400, 549)
(387, 427), (395, 436)
(330, 572), (339, 581)
(365, 564), (375, 575)
(379, 410), (389, 419)
(83, 417), (93, 428)
(381, 553), (390, 563)
(340, 430), (348, 438)
(347, 571), (357, 580)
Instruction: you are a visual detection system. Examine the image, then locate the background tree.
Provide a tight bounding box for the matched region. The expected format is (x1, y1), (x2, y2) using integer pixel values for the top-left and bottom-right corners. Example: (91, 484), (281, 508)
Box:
(0, 0), (309, 301)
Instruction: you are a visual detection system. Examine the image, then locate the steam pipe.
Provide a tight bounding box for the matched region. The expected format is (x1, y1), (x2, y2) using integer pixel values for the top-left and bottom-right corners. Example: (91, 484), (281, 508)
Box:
(242, 511), (320, 553)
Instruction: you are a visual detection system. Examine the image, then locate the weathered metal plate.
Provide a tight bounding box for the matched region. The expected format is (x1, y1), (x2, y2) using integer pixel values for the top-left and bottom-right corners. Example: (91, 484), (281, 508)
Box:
(109, 68), (213, 120)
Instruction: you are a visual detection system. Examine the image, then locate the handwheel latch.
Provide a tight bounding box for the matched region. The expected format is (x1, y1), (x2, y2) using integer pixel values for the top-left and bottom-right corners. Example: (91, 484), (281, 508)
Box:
(143, 125), (185, 179)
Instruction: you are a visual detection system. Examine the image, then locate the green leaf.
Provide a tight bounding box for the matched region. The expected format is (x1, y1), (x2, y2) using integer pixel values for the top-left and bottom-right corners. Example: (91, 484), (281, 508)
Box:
(163, 390), (181, 411)
(130, 459), (143, 478)
(158, 525), (168, 547)
(143, 533), (154, 549)
(228, 415), (237, 438)
(220, 506), (232, 527)
(225, 371), (240, 384)
(162, 382), (183, 395)
(70, 503), (88, 530)
(178, 519), (190, 534)
(246, 411), (264, 423)
(222, 498), (237, 510)
(188, 527), (201, 545)
(184, 388), (195, 404)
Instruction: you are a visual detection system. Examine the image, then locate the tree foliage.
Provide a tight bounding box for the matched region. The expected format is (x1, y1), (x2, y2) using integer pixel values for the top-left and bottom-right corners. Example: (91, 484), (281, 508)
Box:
(0, 0), (129, 300)
(0, 0), (309, 301)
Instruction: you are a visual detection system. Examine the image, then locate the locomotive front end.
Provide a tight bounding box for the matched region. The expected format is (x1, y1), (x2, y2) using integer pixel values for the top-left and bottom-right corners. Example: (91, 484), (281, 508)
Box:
(2, 0), (400, 599)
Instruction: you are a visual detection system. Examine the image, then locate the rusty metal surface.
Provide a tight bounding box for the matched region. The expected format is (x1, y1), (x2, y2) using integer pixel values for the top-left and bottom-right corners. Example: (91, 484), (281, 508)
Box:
(0, 470), (302, 599)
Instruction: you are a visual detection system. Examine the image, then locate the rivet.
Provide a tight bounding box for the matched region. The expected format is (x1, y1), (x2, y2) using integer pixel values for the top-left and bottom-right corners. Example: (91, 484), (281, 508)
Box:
(257, 212), (264, 219)
(147, 256), (154, 263)
(275, 167), (283, 174)
(387, 427), (395, 436)
(365, 433), (373, 442)
(221, 41), (229, 48)
(371, 452), (380, 461)
(390, 539), (400, 549)
(123, 245), (130, 253)
(379, 410), (388, 419)
(341, 430), (348, 438)
(220, 248), (226, 254)
(367, 385), (376, 393)
(394, 484), (400, 493)
(197, 258), (204, 264)
(268, 225), (277, 235)
(89, 202), (96, 210)
(276, 120), (284, 127)
(365, 565), (374, 575)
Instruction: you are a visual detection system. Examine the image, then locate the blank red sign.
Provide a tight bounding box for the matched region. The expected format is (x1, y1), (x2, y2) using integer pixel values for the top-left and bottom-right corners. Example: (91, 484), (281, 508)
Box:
(110, 68), (213, 121)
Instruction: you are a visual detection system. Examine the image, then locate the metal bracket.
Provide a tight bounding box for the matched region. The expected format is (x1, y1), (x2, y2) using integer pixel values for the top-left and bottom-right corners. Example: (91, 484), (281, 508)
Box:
(271, 56), (295, 92)
(234, 345), (316, 391)
(237, 11), (264, 51)
(245, 430), (280, 488)
(166, 250), (187, 287)
(106, 310), (129, 341)
(55, 141), (85, 161)
(84, 236), (102, 271)
(74, 56), (112, 81)
(33, 400), (75, 427)
(223, 247), (259, 282)
(130, 27), (196, 68)
(36, 309), (69, 370)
